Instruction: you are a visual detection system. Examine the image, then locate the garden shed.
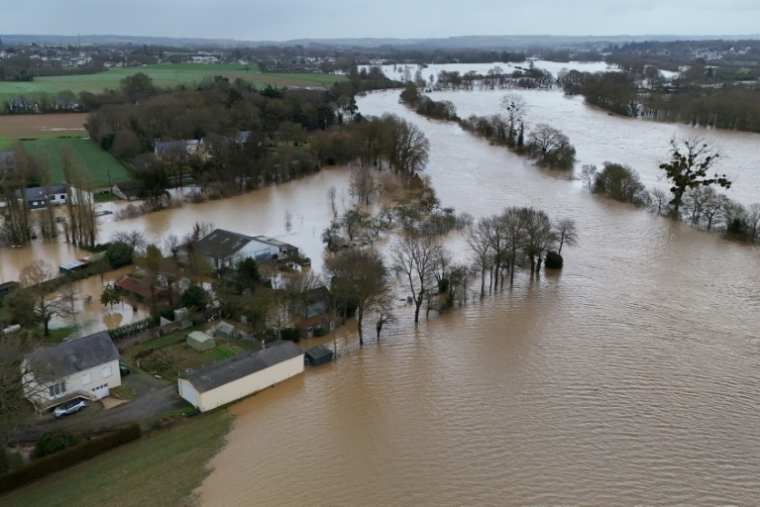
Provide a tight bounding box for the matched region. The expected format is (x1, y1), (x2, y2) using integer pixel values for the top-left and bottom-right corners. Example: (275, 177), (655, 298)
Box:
(187, 331), (215, 351)
(304, 345), (334, 367)
(214, 321), (241, 341)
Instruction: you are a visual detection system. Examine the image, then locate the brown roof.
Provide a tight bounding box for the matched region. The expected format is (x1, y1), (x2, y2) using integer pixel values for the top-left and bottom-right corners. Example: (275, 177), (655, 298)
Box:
(115, 275), (167, 300)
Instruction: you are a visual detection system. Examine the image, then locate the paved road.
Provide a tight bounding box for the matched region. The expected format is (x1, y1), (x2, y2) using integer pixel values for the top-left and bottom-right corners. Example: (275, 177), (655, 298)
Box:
(13, 370), (189, 442)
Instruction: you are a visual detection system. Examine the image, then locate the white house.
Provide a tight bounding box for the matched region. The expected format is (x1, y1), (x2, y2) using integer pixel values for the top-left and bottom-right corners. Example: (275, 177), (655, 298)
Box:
(193, 229), (280, 269)
(22, 331), (121, 410)
(178, 341), (304, 412)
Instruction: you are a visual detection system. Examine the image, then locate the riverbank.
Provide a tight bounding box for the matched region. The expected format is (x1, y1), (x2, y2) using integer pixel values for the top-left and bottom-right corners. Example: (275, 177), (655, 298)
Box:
(2, 410), (231, 507)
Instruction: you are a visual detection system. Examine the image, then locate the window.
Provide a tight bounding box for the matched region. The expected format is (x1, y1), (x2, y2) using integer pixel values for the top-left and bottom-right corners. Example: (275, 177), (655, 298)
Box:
(102, 365), (112, 378)
(48, 381), (67, 398)
(32, 201), (38, 206)
(82, 372), (92, 385)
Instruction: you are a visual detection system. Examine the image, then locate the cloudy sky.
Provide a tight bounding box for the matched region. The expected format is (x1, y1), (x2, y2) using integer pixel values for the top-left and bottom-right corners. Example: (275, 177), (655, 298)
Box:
(0, 0), (757, 41)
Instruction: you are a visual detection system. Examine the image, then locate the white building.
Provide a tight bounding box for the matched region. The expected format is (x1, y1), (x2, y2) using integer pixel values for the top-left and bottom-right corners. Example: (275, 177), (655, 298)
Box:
(22, 331), (122, 410)
(178, 341), (304, 412)
(193, 229), (285, 269)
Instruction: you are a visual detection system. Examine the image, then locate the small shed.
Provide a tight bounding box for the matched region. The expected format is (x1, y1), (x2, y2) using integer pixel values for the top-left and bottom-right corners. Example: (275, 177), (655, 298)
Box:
(214, 321), (241, 341)
(187, 331), (215, 351)
(304, 345), (334, 367)
(59, 259), (90, 275)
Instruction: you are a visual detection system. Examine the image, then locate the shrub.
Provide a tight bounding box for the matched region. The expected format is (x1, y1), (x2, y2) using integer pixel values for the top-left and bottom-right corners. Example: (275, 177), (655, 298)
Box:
(34, 430), (79, 458)
(0, 424), (141, 494)
(593, 162), (647, 204)
(180, 285), (211, 312)
(545, 251), (564, 269)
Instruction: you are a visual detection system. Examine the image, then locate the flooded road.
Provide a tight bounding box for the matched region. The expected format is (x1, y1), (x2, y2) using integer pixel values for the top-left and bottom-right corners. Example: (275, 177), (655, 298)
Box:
(197, 86), (760, 505)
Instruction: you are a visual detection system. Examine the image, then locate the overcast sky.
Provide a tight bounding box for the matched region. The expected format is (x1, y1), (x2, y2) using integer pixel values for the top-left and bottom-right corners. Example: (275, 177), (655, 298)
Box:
(0, 0), (758, 41)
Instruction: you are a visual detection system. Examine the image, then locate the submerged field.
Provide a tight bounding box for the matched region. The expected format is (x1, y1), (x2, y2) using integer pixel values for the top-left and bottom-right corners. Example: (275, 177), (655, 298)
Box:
(0, 63), (345, 104)
(1, 411), (231, 507)
(0, 136), (129, 187)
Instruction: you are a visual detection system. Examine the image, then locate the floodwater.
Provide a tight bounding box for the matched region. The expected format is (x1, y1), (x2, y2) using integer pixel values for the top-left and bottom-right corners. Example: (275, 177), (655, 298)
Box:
(2, 64), (760, 504)
(197, 81), (760, 504)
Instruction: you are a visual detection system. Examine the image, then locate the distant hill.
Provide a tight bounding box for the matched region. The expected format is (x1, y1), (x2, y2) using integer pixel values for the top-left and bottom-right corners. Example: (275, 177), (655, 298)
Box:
(2, 33), (759, 49)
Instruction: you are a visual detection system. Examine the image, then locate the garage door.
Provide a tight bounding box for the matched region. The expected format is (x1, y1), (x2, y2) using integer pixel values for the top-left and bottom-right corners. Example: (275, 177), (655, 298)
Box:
(92, 383), (110, 399)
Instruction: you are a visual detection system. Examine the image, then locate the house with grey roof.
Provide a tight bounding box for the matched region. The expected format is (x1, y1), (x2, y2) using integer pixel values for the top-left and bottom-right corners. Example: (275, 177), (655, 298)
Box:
(111, 180), (144, 201)
(178, 340), (304, 412)
(154, 139), (201, 159)
(193, 228), (295, 269)
(22, 184), (68, 210)
(22, 331), (122, 410)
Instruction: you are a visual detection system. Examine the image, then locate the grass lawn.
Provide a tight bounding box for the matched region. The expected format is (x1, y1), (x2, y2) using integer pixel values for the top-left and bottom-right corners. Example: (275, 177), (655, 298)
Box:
(93, 192), (119, 203)
(0, 63), (346, 104)
(1, 410), (232, 507)
(0, 137), (130, 187)
(46, 326), (77, 344)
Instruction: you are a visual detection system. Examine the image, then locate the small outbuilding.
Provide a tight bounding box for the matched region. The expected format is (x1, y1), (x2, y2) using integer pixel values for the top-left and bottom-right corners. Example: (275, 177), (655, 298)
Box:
(186, 331), (215, 351)
(214, 321), (241, 341)
(59, 259), (90, 275)
(304, 345), (334, 367)
(178, 341), (304, 412)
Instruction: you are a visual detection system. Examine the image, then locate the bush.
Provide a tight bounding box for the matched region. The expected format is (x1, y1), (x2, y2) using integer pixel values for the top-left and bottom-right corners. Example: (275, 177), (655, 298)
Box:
(180, 285), (210, 312)
(545, 251), (564, 269)
(108, 316), (159, 340)
(34, 430), (79, 458)
(0, 424), (141, 494)
(593, 162), (647, 204)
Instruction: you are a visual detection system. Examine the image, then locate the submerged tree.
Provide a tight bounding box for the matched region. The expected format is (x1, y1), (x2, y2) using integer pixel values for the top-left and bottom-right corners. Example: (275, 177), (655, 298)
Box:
(659, 138), (731, 217)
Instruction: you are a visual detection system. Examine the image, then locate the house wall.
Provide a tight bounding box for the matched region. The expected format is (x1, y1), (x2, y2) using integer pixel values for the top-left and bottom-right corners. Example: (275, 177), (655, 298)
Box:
(242, 239), (279, 263)
(23, 358), (122, 408)
(184, 354), (304, 412)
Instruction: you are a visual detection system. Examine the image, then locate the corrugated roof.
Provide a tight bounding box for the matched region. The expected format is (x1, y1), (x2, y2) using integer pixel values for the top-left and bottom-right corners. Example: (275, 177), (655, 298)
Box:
(305, 344), (333, 361)
(26, 331), (119, 379)
(180, 341), (303, 393)
(195, 229), (253, 260)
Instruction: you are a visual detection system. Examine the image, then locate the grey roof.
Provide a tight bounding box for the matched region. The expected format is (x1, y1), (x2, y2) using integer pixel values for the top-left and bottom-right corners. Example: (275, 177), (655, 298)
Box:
(26, 331), (119, 379)
(114, 180), (144, 197)
(154, 141), (188, 156)
(23, 185), (67, 200)
(180, 341), (303, 393)
(305, 344), (333, 362)
(195, 229), (253, 260)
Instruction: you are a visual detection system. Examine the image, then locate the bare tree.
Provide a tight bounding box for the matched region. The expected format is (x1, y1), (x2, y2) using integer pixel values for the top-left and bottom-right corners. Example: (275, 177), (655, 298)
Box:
(111, 230), (146, 251)
(554, 218), (578, 255)
(500, 94), (528, 145)
(326, 185), (339, 221)
(19, 260), (75, 336)
(61, 145), (97, 248)
(521, 208), (555, 274)
(391, 233), (442, 323)
(325, 249), (390, 346)
(349, 164), (376, 205)
(500, 207), (527, 287)
(648, 187), (671, 216)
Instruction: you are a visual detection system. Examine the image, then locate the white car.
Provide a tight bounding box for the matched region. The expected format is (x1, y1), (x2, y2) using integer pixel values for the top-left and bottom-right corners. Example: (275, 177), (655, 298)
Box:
(53, 398), (86, 418)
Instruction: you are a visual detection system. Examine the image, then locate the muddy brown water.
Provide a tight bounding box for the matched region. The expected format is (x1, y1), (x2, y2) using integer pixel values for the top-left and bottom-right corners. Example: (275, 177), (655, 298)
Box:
(196, 88), (760, 505)
(2, 69), (760, 505)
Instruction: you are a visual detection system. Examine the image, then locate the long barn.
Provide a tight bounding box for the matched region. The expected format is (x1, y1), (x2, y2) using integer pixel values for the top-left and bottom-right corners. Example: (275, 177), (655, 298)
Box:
(178, 341), (304, 412)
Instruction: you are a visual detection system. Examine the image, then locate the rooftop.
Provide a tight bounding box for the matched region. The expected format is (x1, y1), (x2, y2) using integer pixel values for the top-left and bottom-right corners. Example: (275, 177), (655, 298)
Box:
(180, 341), (303, 393)
(195, 229), (253, 260)
(26, 331), (119, 379)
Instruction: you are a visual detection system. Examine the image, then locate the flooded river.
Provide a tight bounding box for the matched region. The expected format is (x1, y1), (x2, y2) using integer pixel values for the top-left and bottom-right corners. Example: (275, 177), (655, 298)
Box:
(196, 83), (760, 504)
(2, 63), (760, 504)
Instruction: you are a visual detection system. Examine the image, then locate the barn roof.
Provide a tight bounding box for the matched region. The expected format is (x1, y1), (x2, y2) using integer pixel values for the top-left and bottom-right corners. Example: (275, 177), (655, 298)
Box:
(26, 331), (119, 379)
(180, 341), (303, 393)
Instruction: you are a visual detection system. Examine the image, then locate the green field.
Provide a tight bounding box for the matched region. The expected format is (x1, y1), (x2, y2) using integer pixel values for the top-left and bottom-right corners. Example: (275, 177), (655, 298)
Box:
(1, 411), (231, 507)
(0, 63), (345, 104)
(0, 137), (130, 187)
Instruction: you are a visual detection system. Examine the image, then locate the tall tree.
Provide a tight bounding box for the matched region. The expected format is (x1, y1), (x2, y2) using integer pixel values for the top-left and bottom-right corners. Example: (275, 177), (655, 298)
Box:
(554, 218), (579, 255)
(659, 137), (731, 217)
(325, 249), (389, 346)
(391, 233), (442, 324)
(19, 260), (74, 336)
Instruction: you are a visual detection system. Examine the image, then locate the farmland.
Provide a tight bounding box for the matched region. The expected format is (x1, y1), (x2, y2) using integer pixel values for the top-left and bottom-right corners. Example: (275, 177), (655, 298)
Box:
(0, 136), (130, 188)
(0, 63), (346, 104)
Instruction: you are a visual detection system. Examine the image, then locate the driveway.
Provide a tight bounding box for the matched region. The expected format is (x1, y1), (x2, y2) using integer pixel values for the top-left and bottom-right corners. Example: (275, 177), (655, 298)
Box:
(12, 370), (189, 442)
